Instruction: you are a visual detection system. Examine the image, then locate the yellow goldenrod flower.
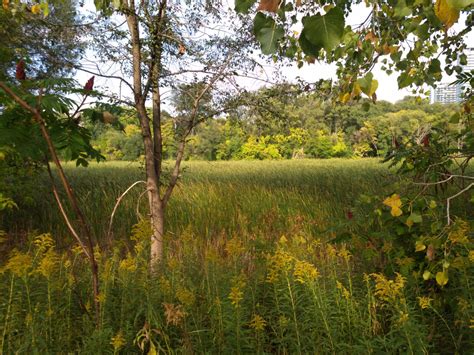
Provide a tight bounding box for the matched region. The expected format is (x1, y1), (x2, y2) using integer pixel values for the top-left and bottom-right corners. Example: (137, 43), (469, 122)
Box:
(110, 330), (126, 351)
(336, 280), (351, 300)
(338, 247), (352, 262)
(119, 253), (137, 272)
(326, 244), (337, 258)
(36, 249), (59, 278)
(293, 260), (319, 284)
(5, 250), (32, 277)
(33, 233), (55, 253)
(371, 273), (406, 302)
(398, 311), (409, 324)
(266, 250), (294, 283)
(229, 286), (244, 308)
(228, 274), (246, 308)
(448, 220), (469, 244)
(249, 314), (267, 332)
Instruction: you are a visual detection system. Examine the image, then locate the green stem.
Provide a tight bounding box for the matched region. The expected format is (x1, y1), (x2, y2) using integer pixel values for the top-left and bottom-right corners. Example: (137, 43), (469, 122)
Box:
(0, 276), (15, 355)
(285, 273), (301, 354)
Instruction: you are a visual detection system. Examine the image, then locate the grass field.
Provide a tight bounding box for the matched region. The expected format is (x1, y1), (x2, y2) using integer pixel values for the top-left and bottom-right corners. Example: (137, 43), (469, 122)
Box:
(6, 158), (395, 246)
(1, 159), (471, 353)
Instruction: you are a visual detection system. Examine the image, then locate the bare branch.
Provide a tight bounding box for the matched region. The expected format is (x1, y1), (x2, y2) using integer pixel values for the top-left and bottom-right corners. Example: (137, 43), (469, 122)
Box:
(447, 183), (473, 225)
(107, 180), (146, 245)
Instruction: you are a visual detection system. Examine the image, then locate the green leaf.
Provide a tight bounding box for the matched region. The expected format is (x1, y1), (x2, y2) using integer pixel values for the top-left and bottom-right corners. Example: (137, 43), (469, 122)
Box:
(357, 73), (378, 97)
(449, 0), (474, 9)
(253, 13), (284, 54)
(394, 0), (413, 18)
(409, 212), (423, 223)
(299, 7), (345, 55)
(235, 0), (257, 13)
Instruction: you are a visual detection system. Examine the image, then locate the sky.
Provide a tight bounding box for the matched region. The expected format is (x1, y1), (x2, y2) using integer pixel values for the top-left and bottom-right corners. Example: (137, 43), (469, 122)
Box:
(77, 0), (473, 105)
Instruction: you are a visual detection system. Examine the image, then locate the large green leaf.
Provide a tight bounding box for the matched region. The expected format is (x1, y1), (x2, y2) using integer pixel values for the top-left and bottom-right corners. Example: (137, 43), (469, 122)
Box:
(253, 13), (284, 54)
(299, 7), (344, 55)
(357, 73), (379, 97)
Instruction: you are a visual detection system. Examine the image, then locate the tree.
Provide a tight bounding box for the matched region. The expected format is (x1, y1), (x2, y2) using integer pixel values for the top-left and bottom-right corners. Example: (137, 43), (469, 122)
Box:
(0, 0), (85, 80)
(91, 0), (255, 266)
(236, 0), (473, 101)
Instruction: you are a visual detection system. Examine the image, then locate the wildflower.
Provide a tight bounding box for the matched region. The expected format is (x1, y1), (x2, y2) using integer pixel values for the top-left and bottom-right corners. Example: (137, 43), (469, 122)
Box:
(119, 253), (137, 272)
(371, 273), (406, 302)
(225, 238), (245, 257)
(325, 244), (337, 258)
(3, 0), (9, 10)
(5, 250), (32, 277)
(469, 251), (474, 263)
(398, 311), (409, 324)
(229, 286), (244, 308)
(72, 245), (84, 256)
(176, 286), (195, 307)
(31, 3), (41, 14)
(162, 303), (186, 326)
(338, 247), (352, 262)
(266, 250), (294, 283)
(33, 233), (55, 253)
(110, 330), (126, 352)
(417, 296), (432, 310)
(96, 292), (106, 304)
(336, 280), (351, 300)
(448, 220), (469, 244)
(249, 314), (267, 332)
(36, 249), (59, 278)
(229, 274), (246, 308)
(293, 260), (319, 284)
(346, 210), (353, 220)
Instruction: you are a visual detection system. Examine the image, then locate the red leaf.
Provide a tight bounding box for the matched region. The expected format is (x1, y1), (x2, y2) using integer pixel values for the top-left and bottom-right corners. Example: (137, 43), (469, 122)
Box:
(422, 134), (430, 147)
(84, 76), (95, 92)
(346, 211), (353, 220)
(16, 60), (26, 81)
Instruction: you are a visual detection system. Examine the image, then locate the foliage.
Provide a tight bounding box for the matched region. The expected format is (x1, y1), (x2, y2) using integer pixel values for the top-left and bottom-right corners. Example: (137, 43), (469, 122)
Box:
(236, 0), (473, 100)
(0, 0), (84, 80)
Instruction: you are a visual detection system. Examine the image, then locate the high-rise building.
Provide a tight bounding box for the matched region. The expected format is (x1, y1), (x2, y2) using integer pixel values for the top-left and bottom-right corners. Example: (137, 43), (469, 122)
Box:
(431, 47), (473, 104)
(431, 82), (462, 104)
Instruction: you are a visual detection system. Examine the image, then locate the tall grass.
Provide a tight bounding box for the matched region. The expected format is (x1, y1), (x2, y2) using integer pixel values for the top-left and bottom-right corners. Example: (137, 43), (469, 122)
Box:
(3, 158), (394, 247)
(0, 159), (471, 353)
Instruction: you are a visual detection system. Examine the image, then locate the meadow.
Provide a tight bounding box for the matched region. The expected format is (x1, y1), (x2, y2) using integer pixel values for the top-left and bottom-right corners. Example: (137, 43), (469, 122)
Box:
(0, 159), (472, 354)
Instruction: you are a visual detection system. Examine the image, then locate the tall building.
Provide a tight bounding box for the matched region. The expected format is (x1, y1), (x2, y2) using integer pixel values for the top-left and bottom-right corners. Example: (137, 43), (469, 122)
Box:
(431, 47), (473, 104)
(431, 82), (462, 104)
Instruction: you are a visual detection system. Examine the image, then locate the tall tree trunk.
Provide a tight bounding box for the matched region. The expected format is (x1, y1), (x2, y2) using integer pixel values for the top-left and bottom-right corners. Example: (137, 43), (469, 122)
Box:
(125, 1), (165, 266)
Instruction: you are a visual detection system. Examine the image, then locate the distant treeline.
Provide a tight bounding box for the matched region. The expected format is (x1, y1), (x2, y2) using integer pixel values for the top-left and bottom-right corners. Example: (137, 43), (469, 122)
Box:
(85, 86), (457, 161)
